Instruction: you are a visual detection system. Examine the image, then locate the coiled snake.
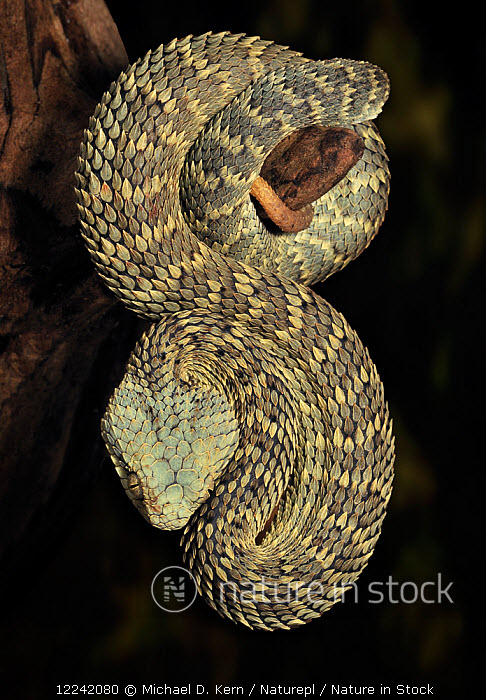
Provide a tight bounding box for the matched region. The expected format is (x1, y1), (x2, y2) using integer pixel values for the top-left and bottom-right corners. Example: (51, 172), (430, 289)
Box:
(75, 32), (395, 630)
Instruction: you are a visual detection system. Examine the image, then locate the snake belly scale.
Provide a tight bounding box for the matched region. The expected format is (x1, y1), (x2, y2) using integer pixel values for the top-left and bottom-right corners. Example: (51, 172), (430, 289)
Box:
(75, 32), (395, 631)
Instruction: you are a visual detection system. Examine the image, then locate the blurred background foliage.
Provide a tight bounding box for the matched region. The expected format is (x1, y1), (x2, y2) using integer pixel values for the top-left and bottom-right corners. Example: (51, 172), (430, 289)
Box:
(1, 0), (480, 696)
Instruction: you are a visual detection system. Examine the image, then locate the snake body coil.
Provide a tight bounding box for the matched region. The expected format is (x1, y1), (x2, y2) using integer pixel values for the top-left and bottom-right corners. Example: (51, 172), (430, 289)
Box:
(75, 32), (395, 630)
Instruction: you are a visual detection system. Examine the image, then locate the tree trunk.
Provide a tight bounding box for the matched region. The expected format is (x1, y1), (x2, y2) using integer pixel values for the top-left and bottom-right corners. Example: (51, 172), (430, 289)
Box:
(0, 0), (131, 583)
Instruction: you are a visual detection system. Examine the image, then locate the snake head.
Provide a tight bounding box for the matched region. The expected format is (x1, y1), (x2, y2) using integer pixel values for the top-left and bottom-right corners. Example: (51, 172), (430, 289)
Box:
(101, 355), (240, 531)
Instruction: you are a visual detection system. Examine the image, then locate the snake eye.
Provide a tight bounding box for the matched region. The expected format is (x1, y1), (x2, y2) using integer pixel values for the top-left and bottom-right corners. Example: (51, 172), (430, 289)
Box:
(127, 472), (143, 499)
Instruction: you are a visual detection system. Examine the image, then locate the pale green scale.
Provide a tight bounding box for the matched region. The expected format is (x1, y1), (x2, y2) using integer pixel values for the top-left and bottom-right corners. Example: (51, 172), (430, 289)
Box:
(102, 371), (240, 529)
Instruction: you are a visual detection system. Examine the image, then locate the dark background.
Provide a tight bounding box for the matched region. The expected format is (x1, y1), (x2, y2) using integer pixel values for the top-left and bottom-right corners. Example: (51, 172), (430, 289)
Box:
(1, 1), (481, 697)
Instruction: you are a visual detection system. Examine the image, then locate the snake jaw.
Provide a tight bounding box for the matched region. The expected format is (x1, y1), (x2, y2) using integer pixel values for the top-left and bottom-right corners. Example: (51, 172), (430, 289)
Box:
(101, 322), (242, 531)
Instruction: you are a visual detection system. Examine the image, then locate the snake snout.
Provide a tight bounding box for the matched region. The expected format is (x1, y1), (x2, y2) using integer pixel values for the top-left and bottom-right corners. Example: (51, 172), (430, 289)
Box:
(101, 336), (241, 530)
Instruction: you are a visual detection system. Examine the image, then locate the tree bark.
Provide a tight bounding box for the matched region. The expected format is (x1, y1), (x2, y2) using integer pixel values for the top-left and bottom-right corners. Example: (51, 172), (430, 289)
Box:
(0, 0), (131, 580)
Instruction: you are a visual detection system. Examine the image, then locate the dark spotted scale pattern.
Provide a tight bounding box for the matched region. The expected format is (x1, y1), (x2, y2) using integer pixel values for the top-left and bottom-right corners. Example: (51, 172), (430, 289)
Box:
(75, 32), (395, 630)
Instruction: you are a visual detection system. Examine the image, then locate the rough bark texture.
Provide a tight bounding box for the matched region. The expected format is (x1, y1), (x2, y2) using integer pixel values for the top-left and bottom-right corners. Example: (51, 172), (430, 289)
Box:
(260, 126), (365, 210)
(0, 0), (131, 581)
(252, 125), (365, 233)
